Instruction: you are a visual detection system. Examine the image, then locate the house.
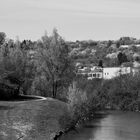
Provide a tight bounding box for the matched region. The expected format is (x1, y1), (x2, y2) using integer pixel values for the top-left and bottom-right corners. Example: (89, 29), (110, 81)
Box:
(77, 65), (135, 80)
(87, 66), (132, 80)
(77, 60), (140, 80)
(77, 67), (91, 77)
(89, 67), (131, 80)
(103, 67), (120, 79)
(88, 67), (103, 80)
(77, 66), (103, 79)
(103, 67), (131, 79)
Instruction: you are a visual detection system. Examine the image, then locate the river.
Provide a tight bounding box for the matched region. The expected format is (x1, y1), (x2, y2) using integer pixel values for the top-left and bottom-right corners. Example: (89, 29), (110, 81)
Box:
(61, 111), (140, 140)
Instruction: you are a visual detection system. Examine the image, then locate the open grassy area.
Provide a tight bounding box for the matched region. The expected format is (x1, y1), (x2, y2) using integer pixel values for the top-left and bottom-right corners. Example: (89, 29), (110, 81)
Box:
(0, 98), (69, 140)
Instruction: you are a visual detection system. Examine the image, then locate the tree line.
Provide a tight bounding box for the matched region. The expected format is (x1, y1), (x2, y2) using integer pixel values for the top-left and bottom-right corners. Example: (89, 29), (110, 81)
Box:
(0, 29), (75, 99)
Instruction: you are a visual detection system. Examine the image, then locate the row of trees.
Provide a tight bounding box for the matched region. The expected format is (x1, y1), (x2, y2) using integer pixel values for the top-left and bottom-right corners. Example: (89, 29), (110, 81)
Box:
(0, 30), (139, 109)
(0, 29), (75, 99)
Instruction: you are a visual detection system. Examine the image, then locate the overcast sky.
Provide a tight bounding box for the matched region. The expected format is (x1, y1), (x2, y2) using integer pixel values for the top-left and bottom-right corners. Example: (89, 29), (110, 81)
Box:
(1, 0), (140, 41)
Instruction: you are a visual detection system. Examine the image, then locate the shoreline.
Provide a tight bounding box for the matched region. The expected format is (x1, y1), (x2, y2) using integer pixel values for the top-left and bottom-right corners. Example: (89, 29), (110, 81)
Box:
(53, 109), (140, 140)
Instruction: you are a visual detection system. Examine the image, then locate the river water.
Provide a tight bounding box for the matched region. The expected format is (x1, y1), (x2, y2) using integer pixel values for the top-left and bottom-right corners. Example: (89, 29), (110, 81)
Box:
(61, 111), (140, 140)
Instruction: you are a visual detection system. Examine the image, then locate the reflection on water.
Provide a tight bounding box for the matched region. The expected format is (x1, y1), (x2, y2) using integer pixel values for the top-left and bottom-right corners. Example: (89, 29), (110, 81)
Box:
(61, 111), (140, 140)
(0, 99), (68, 140)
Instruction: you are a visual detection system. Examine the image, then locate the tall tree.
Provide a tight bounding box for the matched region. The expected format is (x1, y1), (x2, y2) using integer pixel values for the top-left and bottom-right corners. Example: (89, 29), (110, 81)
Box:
(34, 29), (75, 98)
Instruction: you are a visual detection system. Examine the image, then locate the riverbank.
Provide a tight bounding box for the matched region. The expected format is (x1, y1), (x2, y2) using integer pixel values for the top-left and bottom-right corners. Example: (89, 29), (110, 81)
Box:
(60, 110), (140, 140)
(0, 97), (69, 140)
(54, 107), (140, 140)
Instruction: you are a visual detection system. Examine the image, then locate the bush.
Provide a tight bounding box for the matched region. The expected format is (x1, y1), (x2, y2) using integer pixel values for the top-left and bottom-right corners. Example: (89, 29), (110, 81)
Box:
(99, 74), (140, 111)
(66, 82), (88, 126)
(0, 43), (34, 99)
(66, 81), (102, 129)
(73, 74), (140, 112)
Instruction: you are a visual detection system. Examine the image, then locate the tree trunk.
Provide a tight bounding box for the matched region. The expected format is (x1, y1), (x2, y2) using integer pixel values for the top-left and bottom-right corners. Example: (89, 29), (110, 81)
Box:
(54, 81), (58, 98)
(52, 82), (55, 98)
(52, 81), (58, 98)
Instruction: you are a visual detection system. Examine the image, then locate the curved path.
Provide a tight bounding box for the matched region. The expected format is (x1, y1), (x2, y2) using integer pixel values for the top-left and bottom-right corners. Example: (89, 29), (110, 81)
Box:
(0, 97), (69, 140)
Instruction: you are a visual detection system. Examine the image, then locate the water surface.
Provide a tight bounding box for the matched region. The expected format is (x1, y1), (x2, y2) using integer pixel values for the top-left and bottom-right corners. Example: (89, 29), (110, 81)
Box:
(61, 111), (140, 140)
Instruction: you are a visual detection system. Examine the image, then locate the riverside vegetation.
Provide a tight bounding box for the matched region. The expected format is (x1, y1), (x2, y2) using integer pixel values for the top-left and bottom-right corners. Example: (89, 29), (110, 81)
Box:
(62, 73), (140, 133)
(0, 30), (140, 138)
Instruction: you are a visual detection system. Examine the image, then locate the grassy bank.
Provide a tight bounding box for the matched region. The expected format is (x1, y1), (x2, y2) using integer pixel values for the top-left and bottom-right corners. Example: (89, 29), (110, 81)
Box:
(0, 98), (69, 140)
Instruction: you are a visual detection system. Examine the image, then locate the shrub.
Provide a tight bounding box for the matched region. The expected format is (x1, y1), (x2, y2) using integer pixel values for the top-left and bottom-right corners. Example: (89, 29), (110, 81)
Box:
(66, 81), (102, 129)
(66, 82), (88, 126)
(100, 74), (140, 111)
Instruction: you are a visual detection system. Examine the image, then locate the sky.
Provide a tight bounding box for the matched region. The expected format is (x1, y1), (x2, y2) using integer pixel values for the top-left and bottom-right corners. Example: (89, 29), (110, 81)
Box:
(1, 0), (140, 41)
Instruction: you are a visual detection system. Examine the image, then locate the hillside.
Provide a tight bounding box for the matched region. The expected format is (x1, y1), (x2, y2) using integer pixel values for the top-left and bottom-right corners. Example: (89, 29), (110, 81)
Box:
(67, 37), (140, 68)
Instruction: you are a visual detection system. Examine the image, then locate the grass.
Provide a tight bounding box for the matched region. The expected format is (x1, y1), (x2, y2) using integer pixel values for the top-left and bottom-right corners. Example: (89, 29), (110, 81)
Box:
(0, 97), (69, 140)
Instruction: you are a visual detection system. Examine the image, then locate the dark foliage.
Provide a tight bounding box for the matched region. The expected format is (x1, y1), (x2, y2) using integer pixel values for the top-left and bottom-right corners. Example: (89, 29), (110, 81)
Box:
(117, 52), (128, 65)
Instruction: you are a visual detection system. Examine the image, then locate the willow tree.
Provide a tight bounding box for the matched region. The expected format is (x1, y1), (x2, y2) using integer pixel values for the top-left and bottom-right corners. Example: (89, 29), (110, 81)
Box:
(34, 29), (75, 98)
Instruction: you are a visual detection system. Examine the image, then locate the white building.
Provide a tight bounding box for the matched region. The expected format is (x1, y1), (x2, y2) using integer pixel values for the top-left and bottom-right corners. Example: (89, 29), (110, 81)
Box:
(77, 65), (139, 80)
(88, 68), (103, 80)
(103, 67), (131, 79)
(103, 67), (120, 79)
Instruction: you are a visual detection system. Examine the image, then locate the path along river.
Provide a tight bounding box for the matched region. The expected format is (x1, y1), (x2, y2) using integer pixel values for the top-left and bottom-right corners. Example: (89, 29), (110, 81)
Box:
(61, 111), (140, 140)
